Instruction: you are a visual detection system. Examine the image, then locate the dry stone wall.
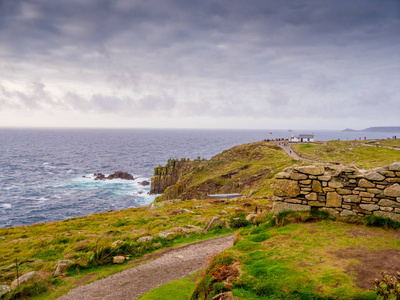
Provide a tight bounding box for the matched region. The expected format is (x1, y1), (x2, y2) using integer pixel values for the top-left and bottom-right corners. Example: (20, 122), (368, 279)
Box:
(273, 162), (400, 222)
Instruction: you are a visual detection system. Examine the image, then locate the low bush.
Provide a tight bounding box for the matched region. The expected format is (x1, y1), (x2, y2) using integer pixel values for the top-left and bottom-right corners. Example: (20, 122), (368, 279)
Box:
(364, 216), (400, 229)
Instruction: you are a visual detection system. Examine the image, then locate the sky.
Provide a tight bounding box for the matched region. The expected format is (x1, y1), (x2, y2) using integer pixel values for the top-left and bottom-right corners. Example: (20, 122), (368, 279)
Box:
(0, 0), (399, 130)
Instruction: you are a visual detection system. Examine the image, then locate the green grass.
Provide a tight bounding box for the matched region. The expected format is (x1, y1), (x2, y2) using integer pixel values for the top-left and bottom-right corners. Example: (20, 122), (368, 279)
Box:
(292, 140), (400, 168)
(0, 197), (263, 300)
(192, 212), (399, 300)
(137, 272), (199, 300)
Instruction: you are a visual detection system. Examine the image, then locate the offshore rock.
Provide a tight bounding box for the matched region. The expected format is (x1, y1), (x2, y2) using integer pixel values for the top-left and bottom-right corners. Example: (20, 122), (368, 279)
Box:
(94, 171), (134, 180)
(106, 171), (134, 180)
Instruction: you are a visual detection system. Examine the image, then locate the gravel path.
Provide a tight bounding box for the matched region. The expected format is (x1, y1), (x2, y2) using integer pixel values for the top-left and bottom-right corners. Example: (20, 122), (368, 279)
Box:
(58, 234), (235, 300)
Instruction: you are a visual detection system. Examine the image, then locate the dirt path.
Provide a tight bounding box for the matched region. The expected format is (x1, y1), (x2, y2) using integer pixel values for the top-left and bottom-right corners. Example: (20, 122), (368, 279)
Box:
(272, 141), (313, 162)
(57, 234), (235, 300)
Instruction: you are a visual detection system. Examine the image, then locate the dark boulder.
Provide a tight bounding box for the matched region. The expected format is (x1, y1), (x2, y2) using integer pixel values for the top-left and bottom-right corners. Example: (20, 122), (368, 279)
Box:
(106, 171), (134, 180)
(139, 180), (150, 186)
(94, 173), (106, 180)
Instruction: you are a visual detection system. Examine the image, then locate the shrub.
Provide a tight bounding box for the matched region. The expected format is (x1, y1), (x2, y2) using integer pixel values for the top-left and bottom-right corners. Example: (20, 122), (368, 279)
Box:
(365, 216), (400, 229)
(373, 271), (400, 300)
(88, 244), (118, 266)
(229, 213), (251, 229)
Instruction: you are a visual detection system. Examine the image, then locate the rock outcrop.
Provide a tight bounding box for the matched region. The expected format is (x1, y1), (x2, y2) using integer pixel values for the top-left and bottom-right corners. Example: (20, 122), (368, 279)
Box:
(11, 271), (43, 290)
(273, 162), (400, 222)
(94, 171), (134, 180)
(53, 260), (73, 276)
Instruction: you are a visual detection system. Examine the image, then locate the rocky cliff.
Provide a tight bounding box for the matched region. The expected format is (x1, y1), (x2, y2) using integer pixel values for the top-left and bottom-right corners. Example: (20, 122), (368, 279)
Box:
(150, 158), (205, 194)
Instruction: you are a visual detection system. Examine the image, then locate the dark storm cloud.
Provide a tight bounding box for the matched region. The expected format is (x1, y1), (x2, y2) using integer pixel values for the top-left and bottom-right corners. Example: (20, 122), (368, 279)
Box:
(0, 0), (399, 127)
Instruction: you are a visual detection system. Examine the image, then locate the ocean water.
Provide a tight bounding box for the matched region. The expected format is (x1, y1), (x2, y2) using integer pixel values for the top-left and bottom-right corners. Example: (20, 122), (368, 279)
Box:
(0, 128), (397, 228)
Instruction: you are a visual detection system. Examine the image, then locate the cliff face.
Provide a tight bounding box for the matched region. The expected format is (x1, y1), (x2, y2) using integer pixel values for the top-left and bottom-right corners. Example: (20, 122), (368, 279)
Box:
(150, 158), (204, 194)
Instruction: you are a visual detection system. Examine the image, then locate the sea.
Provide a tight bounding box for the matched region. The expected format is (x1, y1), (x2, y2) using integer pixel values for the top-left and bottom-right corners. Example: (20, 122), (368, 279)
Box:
(0, 128), (398, 228)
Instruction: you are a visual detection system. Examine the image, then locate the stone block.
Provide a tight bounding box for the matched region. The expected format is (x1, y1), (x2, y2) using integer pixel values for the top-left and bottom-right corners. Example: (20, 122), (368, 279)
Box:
(300, 180), (312, 185)
(323, 187), (335, 192)
(373, 211), (400, 222)
(348, 174), (364, 179)
(285, 199), (303, 204)
(360, 204), (379, 211)
(360, 192), (374, 198)
(396, 208), (400, 213)
(358, 179), (375, 188)
(343, 195), (360, 203)
(328, 179), (343, 188)
(397, 172), (400, 177)
(275, 172), (291, 179)
(365, 172), (385, 181)
(342, 204), (351, 210)
(274, 179), (300, 197)
(349, 179), (357, 184)
(326, 192), (342, 207)
(340, 210), (357, 217)
(384, 184), (400, 197)
(380, 171), (395, 177)
(290, 173), (308, 180)
(376, 185), (386, 189)
(322, 182), (327, 187)
(355, 187), (366, 191)
(312, 180), (322, 193)
(337, 188), (351, 195)
(352, 190), (360, 195)
(294, 165), (325, 175)
(318, 195), (326, 202)
(301, 187), (312, 191)
(387, 178), (400, 183)
(389, 162), (400, 171)
(300, 191), (311, 195)
(321, 207), (339, 215)
(380, 207), (394, 212)
(378, 199), (400, 208)
(318, 175), (331, 181)
(308, 201), (325, 207)
(272, 201), (310, 215)
(305, 192), (318, 201)
(366, 188), (383, 195)
(309, 175), (317, 179)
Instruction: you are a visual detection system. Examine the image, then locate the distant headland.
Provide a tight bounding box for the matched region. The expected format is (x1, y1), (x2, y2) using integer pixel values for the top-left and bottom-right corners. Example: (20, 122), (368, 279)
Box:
(343, 126), (400, 133)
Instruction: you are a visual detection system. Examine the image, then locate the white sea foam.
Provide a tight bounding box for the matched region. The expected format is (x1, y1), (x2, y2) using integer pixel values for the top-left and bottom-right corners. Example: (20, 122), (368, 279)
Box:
(4, 185), (18, 191)
(1, 203), (12, 209)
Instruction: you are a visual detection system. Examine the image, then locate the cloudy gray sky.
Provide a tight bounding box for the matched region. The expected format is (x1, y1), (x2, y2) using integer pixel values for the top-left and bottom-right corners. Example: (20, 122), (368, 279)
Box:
(0, 0), (399, 129)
